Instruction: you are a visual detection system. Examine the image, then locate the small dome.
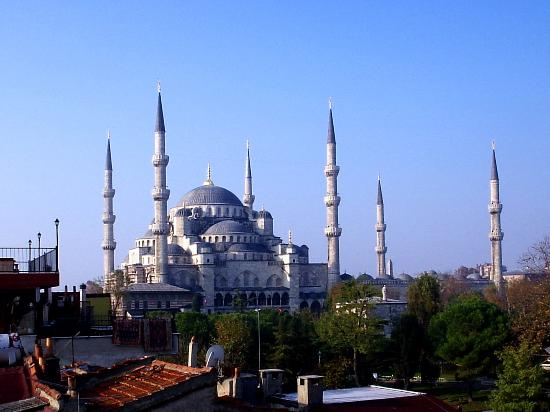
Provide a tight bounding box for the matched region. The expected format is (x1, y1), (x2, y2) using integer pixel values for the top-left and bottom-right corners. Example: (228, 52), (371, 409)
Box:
(167, 244), (185, 255)
(258, 209), (273, 219)
(398, 273), (413, 281)
(178, 185), (242, 207)
(227, 243), (271, 253)
(340, 273), (353, 281)
(204, 220), (249, 235)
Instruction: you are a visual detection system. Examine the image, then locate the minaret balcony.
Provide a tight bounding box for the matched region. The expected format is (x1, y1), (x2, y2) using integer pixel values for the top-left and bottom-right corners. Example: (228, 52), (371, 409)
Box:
(102, 240), (117, 250)
(324, 164), (340, 177)
(489, 230), (504, 241)
(375, 223), (386, 231)
(103, 188), (115, 198)
(243, 194), (255, 205)
(375, 246), (387, 253)
(152, 187), (170, 200)
(324, 194), (341, 207)
(150, 222), (169, 235)
(102, 213), (116, 224)
(152, 154), (170, 167)
(324, 226), (342, 237)
(488, 202), (502, 213)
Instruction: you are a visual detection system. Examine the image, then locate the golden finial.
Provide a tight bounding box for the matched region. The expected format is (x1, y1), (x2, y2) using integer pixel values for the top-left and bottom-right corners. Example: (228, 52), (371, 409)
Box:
(491, 140), (496, 150)
(107, 129), (111, 140)
(157, 81), (161, 93)
(328, 97), (333, 110)
(288, 229), (293, 245)
(204, 162), (213, 186)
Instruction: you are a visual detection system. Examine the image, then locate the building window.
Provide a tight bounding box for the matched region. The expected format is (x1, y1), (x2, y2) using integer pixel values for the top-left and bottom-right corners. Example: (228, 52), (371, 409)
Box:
(166, 300), (170, 309)
(143, 301), (148, 310)
(229, 236), (233, 242)
(135, 300), (140, 309)
(157, 301), (162, 309)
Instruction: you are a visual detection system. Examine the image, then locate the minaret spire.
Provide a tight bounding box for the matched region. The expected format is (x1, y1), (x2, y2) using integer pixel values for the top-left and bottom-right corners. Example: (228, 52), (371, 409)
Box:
(375, 176), (388, 278)
(324, 98), (342, 289)
(102, 130), (116, 291)
(488, 142), (504, 292)
(204, 162), (214, 186)
(150, 85), (170, 283)
(243, 140), (255, 209)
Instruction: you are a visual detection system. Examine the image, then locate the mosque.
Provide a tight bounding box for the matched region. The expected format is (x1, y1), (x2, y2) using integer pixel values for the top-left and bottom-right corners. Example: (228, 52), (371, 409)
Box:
(102, 86), (506, 315)
(102, 88), (342, 313)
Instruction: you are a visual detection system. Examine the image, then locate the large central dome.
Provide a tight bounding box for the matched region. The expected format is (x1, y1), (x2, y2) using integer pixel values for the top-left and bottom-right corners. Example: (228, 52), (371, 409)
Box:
(178, 185), (243, 207)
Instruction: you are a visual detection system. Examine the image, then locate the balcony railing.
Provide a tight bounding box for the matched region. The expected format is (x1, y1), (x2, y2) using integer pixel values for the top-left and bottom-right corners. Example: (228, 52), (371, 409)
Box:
(0, 247), (58, 273)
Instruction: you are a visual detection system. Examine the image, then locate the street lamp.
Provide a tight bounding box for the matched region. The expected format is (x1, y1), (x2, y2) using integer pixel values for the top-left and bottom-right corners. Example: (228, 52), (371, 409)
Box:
(28, 240), (32, 271)
(255, 308), (261, 373)
(37, 232), (41, 271)
(54, 219), (59, 271)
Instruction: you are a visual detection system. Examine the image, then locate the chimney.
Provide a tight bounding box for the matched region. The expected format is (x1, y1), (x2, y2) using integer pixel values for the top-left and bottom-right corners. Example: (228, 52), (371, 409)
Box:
(80, 283), (87, 310)
(260, 369), (284, 397)
(297, 375), (324, 408)
(188, 336), (198, 367)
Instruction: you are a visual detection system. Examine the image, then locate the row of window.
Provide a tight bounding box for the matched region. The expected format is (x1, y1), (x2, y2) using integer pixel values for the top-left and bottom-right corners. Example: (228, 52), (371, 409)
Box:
(215, 274), (284, 288)
(201, 235), (259, 244)
(214, 292), (290, 307)
(131, 300), (171, 310)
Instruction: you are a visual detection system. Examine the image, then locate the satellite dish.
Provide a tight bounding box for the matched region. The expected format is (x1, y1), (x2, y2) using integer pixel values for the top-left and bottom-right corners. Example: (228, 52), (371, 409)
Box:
(205, 345), (224, 368)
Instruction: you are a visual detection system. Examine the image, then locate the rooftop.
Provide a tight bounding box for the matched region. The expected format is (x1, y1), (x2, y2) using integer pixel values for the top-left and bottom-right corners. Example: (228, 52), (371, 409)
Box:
(80, 360), (215, 411)
(122, 283), (190, 293)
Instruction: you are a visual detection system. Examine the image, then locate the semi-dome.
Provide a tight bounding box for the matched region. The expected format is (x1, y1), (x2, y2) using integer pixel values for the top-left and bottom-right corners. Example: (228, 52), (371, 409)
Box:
(167, 244), (186, 255)
(203, 220), (249, 235)
(178, 185), (242, 207)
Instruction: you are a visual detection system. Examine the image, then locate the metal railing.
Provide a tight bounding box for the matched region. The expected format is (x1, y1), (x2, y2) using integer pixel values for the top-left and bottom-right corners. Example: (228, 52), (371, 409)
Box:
(0, 247), (58, 272)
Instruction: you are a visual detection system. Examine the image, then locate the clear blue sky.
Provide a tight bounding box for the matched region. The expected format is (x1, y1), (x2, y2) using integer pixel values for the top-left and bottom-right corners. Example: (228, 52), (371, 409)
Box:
(1, 2), (550, 287)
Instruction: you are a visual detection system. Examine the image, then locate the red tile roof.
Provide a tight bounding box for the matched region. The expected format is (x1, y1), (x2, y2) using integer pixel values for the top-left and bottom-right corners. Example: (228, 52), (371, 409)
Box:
(80, 360), (214, 411)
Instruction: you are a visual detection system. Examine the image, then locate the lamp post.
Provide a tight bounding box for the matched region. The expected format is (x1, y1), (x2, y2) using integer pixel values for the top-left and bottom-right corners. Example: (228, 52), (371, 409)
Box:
(255, 308), (261, 373)
(28, 240), (32, 271)
(37, 232), (41, 271)
(54, 219), (59, 271)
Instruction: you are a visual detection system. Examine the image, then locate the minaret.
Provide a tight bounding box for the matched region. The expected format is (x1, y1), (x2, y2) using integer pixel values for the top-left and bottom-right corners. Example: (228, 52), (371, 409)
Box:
(324, 98), (342, 289)
(375, 176), (388, 278)
(243, 141), (255, 210)
(150, 83), (170, 283)
(102, 131), (116, 290)
(386, 258), (394, 278)
(488, 142), (504, 291)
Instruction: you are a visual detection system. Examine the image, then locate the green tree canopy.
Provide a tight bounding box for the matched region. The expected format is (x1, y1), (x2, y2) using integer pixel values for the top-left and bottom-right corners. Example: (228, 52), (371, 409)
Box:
(175, 312), (215, 361)
(215, 313), (253, 370)
(316, 280), (382, 386)
(429, 295), (510, 400)
(490, 342), (545, 412)
(407, 274), (441, 328)
(389, 312), (423, 389)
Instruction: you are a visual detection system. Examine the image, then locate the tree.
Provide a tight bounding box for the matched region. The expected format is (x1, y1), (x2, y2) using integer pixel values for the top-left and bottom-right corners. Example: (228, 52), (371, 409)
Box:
(440, 276), (474, 306)
(490, 342), (545, 412)
(109, 270), (131, 315)
(407, 274), (441, 328)
(175, 312), (215, 363)
(191, 294), (203, 312)
(429, 295), (510, 401)
(389, 313), (423, 389)
(85, 276), (104, 293)
(406, 274), (442, 383)
(519, 236), (550, 273)
(507, 276), (550, 348)
(215, 313), (253, 370)
(316, 280), (382, 386)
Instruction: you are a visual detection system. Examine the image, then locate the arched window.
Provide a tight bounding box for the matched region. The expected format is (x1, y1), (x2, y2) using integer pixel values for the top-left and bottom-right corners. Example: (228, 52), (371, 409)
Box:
(225, 207), (229, 216)
(253, 277), (260, 287)
(229, 236), (233, 242)
(214, 236), (219, 243)
(272, 293), (281, 306)
(243, 272), (250, 287)
(217, 207), (221, 216)
(222, 236), (226, 242)
(281, 292), (289, 306)
(224, 293), (233, 306)
(300, 301), (309, 310)
(237, 236), (240, 242)
(310, 300), (321, 314)
(249, 293), (257, 306)
(215, 293), (223, 307)
(243, 236), (247, 242)
(258, 293), (266, 306)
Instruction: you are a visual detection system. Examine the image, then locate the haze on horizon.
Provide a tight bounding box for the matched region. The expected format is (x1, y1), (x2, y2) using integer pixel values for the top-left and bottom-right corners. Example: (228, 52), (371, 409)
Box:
(1, 2), (549, 287)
